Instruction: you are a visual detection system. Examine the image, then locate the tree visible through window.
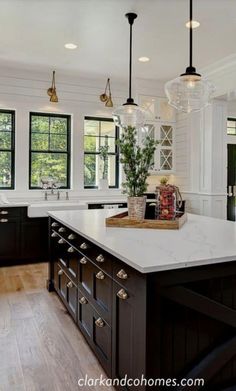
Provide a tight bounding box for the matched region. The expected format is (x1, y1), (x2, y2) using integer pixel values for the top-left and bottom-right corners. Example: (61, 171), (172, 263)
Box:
(84, 117), (119, 188)
(0, 110), (15, 189)
(29, 113), (71, 188)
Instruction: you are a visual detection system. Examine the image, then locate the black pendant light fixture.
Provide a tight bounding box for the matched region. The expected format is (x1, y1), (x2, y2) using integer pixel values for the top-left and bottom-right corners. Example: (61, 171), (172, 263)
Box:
(113, 13), (146, 129)
(165, 0), (215, 113)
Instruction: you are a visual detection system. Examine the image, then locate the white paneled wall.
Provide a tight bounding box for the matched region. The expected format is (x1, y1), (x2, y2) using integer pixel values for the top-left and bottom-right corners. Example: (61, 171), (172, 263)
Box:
(174, 99), (228, 219)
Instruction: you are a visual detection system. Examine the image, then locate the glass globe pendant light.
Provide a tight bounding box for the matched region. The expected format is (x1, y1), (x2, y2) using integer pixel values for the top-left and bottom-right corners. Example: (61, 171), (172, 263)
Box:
(165, 0), (215, 113)
(113, 13), (146, 129)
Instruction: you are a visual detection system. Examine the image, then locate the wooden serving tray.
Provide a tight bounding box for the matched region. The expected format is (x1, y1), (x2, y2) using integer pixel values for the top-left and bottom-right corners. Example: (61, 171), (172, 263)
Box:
(105, 211), (187, 230)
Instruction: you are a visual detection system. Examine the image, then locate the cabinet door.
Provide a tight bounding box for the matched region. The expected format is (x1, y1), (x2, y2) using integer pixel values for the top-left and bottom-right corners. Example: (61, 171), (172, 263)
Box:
(112, 282), (146, 391)
(159, 124), (174, 172)
(0, 219), (20, 259)
(139, 95), (175, 122)
(21, 219), (48, 260)
(67, 279), (77, 321)
(55, 264), (77, 321)
(78, 290), (112, 375)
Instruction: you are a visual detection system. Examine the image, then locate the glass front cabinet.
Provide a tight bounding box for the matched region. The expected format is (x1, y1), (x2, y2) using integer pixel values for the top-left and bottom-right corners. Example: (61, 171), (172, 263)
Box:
(138, 95), (176, 174)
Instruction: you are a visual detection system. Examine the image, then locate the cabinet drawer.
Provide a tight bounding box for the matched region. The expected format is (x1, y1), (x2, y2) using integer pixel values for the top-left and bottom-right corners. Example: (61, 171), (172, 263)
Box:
(78, 289), (111, 375)
(0, 207), (21, 218)
(77, 240), (112, 276)
(78, 254), (112, 324)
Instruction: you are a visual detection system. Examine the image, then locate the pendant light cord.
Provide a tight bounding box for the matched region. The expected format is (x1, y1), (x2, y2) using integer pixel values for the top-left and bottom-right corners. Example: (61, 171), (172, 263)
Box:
(129, 21), (133, 100)
(189, 0), (193, 68)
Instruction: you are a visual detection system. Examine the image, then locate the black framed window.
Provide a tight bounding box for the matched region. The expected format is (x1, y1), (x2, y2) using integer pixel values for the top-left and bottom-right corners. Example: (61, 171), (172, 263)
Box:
(84, 117), (119, 188)
(227, 118), (236, 135)
(29, 112), (71, 189)
(0, 110), (15, 189)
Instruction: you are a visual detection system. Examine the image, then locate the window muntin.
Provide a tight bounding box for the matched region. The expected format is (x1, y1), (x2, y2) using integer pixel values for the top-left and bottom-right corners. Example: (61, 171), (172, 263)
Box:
(0, 110), (15, 189)
(84, 117), (119, 188)
(29, 113), (71, 189)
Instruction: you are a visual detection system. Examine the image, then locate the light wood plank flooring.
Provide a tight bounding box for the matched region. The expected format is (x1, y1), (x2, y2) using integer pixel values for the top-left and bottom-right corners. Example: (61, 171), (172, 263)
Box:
(0, 263), (114, 391)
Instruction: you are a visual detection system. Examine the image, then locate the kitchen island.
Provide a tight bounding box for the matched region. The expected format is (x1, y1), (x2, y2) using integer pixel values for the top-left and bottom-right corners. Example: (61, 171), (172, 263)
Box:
(48, 209), (236, 390)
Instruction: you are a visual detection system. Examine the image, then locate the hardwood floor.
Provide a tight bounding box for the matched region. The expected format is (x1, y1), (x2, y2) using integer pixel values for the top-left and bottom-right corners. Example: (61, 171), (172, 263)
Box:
(0, 263), (114, 391)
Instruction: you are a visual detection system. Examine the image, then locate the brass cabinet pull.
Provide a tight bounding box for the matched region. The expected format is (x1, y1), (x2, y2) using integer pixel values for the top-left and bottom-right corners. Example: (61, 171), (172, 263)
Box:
(0, 210), (8, 215)
(79, 297), (88, 305)
(117, 288), (128, 300)
(68, 233), (76, 240)
(58, 269), (63, 276)
(67, 281), (73, 288)
(51, 222), (59, 227)
(51, 232), (58, 238)
(80, 257), (87, 264)
(0, 218), (8, 223)
(95, 317), (105, 328)
(96, 271), (105, 280)
(80, 242), (89, 250)
(116, 269), (128, 280)
(58, 238), (65, 244)
(67, 246), (75, 253)
(59, 227), (66, 233)
(96, 254), (105, 263)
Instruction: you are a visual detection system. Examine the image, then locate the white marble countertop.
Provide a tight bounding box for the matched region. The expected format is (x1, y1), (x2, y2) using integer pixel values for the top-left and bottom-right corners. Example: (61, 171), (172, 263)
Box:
(48, 209), (236, 273)
(0, 202), (29, 207)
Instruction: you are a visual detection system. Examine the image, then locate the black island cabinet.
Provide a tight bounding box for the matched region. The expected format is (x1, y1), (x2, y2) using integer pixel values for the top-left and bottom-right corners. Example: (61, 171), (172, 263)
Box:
(48, 216), (236, 390)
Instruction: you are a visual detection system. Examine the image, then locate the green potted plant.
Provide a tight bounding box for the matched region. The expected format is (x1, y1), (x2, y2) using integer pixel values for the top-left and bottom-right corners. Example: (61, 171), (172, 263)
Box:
(98, 135), (109, 190)
(117, 126), (159, 219)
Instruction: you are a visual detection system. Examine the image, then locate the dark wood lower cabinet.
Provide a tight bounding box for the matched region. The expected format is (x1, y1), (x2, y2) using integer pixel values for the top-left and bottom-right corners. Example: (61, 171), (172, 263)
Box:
(0, 218), (20, 258)
(49, 217), (236, 390)
(0, 207), (48, 264)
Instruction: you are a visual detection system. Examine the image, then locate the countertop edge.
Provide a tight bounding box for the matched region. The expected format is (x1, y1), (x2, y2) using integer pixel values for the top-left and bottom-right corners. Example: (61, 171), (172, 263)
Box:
(48, 211), (236, 274)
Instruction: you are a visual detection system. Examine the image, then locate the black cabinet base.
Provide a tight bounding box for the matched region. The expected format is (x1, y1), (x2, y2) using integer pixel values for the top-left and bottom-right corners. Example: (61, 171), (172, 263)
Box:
(47, 278), (54, 292)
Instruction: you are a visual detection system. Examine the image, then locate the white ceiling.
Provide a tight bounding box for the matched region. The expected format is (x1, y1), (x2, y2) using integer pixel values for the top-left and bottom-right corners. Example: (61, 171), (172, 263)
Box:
(0, 0), (236, 82)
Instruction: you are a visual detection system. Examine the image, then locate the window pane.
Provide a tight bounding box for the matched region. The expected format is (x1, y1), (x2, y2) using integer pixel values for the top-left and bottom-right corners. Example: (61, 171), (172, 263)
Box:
(50, 117), (67, 134)
(31, 152), (68, 187)
(84, 118), (118, 188)
(84, 154), (96, 186)
(84, 120), (99, 136)
(31, 116), (50, 133)
(0, 131), (11, 149)
(50, 134), (67, 151)
(84, 135), (97, 152)
(0, 113), (12, 131)
(0, 151), (12, 187)
(100, 136), (115, 153)
(227, 121), (236, 129)
(108, 155), (116, 186)
(101, 121), (116, 137)
(31, 133), (49, 150)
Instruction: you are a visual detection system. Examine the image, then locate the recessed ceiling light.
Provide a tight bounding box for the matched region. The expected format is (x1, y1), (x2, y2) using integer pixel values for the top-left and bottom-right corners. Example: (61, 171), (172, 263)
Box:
(186, 20), (200, 29)
(64, 43), (77, 50)
(138, 56), (150, 63)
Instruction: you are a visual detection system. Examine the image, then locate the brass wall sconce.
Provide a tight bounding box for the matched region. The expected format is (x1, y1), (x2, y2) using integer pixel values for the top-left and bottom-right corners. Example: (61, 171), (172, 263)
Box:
(47, 70), (58, 103)
(100, 78), (113, 107)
